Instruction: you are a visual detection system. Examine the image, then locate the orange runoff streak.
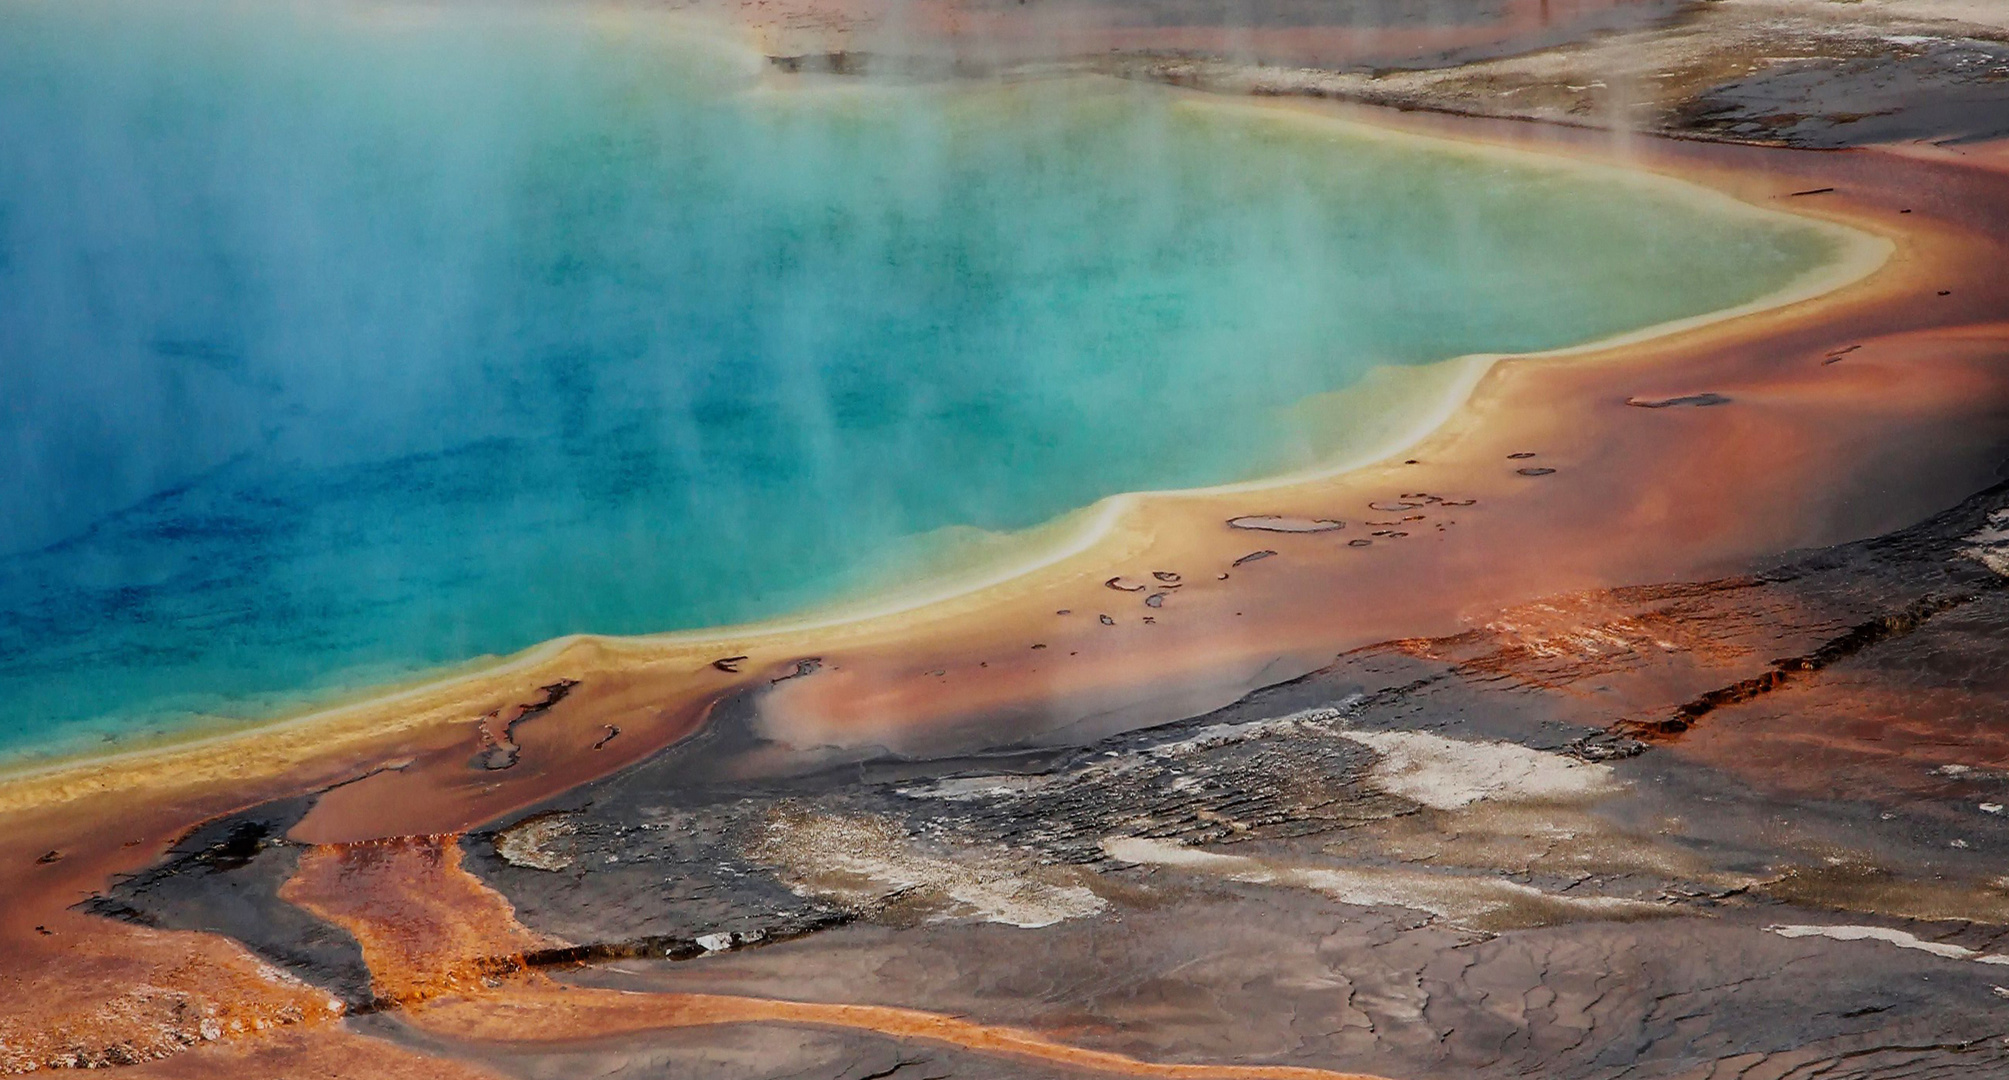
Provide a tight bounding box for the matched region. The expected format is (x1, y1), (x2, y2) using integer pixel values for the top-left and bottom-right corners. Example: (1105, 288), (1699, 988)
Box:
(413, 983), (1401, 1080)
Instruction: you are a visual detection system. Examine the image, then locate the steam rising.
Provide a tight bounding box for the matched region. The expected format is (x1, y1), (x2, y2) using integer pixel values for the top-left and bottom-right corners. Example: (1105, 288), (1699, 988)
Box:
(0, 0), (1832, 756)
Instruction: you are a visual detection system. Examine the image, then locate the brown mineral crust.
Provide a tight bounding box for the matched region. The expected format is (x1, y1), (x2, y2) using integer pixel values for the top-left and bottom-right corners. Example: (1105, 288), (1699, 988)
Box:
(1321, 471), (2009, 809)
(1670, 640), (2009, 804)
(408, 984), (1400, 1080)
(110, 1025), (509, 1080)
(0, 782), (362, 1073)
(291, 667), (719, 846)
(278, 836), (561, 1006)
(1891, 138), (2009, 178)
(1376, 577), (1790, 692)
(0, 916), (343, 1072)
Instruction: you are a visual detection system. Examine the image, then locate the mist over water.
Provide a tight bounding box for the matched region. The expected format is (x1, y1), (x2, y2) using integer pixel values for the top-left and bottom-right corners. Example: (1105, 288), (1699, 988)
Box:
(0, 0), (1835, 759)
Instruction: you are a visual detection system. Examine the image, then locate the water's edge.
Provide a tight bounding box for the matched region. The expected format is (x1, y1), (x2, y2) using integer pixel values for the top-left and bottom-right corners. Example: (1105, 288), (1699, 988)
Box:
(0, 61), (1891, 785)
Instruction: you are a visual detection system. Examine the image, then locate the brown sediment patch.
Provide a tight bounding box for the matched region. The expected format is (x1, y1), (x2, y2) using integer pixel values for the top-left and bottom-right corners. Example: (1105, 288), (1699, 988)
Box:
(1331, 471), (2009, 811)
(471, 679), (577, 771)
(107, 1025), (509, 1080)
(1662, 659), (2009, 805)
(1384, 577), (1774, 691)
(291, 663), (718, 845)
(279, 835), (561, 1006)
(1881, 136), (2009, 178)
(408, 983), (1400, 1079)
(1763, 864), (2009, 927)
(1619, 590), (1989, 739)
(0, 786), (354, 1073)
(0, 914), (345, 1072)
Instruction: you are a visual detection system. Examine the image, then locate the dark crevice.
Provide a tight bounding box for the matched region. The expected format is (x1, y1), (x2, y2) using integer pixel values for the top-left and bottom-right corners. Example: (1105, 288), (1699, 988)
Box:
(1620, 590), (1994, 740)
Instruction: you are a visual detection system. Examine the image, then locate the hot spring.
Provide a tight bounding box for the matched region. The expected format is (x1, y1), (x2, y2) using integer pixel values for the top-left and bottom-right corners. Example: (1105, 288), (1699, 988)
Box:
(0, 0), (1844, 760)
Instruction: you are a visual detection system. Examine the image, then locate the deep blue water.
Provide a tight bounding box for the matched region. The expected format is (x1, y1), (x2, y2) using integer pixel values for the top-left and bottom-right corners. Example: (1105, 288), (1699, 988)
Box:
(0, 0), (1837, 760)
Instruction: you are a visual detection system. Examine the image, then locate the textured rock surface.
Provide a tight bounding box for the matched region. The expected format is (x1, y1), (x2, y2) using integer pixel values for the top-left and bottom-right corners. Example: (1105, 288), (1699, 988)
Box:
(86, 470), (2009, 1078)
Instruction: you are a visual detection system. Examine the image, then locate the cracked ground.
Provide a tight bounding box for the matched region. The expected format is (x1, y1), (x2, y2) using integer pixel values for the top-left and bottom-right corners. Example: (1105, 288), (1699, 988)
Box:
(81, 472), (2009, 1079)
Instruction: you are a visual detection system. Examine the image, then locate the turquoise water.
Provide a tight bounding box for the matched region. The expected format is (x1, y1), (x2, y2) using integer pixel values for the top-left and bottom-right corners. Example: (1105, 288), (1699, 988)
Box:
(0, 0), (1837, 762)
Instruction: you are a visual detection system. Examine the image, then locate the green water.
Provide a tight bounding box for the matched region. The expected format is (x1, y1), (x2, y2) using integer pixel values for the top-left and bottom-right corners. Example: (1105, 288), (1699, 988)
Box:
(0, 0), (1839, 762)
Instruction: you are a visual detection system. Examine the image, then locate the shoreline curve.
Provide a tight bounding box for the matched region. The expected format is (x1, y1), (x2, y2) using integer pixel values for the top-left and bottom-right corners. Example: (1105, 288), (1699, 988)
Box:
(0, 73), (1892, 808)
